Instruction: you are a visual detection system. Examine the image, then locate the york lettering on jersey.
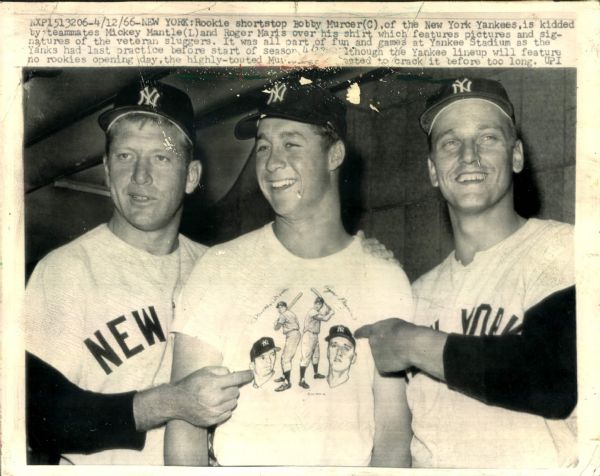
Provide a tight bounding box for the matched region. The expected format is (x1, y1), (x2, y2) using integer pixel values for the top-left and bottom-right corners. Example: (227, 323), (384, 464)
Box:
(84, 305), (166, 375)
(460, 304), (522, 336)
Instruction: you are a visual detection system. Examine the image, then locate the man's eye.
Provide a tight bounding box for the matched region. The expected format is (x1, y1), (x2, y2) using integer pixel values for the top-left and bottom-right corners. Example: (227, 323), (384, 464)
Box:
(116, 152), (132, 160)
(256, 144), (270, 153)
(155, 155), (170, 162)
(480, 134), (499, 145)
(285, 142), (299, 149)
(442, 139), (460, 150)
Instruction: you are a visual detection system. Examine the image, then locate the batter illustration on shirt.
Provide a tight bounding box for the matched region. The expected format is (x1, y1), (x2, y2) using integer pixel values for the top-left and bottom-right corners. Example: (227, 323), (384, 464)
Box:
(273, 293), (302, 392)
(249, 337), (280, 389)
(299, 289), (335, 389)
(325, 325), (358, 388)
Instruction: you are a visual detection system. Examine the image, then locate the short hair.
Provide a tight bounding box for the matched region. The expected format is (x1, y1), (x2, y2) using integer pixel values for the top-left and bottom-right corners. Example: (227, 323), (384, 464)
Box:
(105, 113), (194, 163)
(310, 123), (343, 152)
(315, 297), (324, 305)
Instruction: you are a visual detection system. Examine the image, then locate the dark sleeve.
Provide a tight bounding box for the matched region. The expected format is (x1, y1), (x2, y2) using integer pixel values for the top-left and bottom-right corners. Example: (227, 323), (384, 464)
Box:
(26, 352), (146, 461)
(443, 285), (576, 419)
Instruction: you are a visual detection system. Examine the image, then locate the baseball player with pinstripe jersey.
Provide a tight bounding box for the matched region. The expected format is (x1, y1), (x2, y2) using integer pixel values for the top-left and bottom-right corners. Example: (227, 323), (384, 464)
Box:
(25, 81), (251, 464)
(357, 77), (576, 468)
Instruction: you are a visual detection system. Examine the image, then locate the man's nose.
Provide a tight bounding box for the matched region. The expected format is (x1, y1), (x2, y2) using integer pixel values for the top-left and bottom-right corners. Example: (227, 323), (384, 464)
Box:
(460, 140), (479, 165)
(265, 147), (286, 173)
(132, 157), (152, 185)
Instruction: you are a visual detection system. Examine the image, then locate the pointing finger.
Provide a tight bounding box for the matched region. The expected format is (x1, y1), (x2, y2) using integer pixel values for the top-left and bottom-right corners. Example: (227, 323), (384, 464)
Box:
(220, 369), (253, 388)
(204, 366), (230, 376)
(354, 324), (373, 339)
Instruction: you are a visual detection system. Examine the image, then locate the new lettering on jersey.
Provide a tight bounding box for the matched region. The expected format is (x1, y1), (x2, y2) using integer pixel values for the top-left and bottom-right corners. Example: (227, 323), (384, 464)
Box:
(84, 305), (167, 375)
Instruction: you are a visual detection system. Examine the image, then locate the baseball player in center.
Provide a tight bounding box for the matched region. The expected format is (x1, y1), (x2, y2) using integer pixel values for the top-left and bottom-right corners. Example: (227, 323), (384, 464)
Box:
(165, 79), (413, 467)
(298, 291), (335, 389)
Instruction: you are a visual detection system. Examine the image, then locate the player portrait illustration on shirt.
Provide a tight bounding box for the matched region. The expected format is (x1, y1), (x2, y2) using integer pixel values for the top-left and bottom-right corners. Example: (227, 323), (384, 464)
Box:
(325, 325), (358, 388)
(249, 337), (280, 389)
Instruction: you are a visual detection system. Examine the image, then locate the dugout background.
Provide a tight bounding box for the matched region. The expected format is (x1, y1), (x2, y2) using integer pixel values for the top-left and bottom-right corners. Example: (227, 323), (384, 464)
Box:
(24, 67), (576, 281)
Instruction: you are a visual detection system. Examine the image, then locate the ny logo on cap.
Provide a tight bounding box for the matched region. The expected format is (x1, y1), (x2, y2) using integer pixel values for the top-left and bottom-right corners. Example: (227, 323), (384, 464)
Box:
(262, 339), (270, 347)
(138, 86), (161, 107)
(267, 83), (287, 105)
(452, 78), (472, 94)
(337, 326), (345, 333)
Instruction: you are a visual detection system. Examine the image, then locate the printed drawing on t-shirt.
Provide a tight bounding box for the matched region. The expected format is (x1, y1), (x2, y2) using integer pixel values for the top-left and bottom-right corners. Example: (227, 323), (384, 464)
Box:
(249, 336), (280, 389)
(249, 286), (359, 392)
(272, 293), (302, 392)
(298, 289), (335, 389)
(324, 325), (357, 388)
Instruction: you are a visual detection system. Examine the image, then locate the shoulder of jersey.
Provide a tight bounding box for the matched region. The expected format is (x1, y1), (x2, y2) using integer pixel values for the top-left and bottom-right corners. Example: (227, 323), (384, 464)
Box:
(37, 225), (106, 266)
(538, 218), (573, 238)
(411, 253), (452, 293)
(519, 218), (573, 254)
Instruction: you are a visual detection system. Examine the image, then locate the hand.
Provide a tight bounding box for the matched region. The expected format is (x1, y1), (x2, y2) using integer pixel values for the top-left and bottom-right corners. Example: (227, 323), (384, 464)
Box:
(355, 318), (417, 373)
(357, 230), (400, 265)
(173, 366), (253, 427)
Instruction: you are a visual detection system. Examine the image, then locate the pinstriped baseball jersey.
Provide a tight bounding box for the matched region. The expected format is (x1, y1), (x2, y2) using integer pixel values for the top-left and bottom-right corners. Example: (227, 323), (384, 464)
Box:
(25, 224), (206, 465)
(408, 219), (575, 468)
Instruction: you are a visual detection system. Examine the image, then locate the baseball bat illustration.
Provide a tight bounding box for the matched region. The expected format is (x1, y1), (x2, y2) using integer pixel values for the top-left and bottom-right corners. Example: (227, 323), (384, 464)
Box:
(288, 292), (303, 309)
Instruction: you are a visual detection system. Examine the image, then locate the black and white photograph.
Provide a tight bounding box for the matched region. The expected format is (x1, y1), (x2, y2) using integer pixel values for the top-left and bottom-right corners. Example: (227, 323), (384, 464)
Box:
(1, 2), (599, 475)
(21, 66), (577, 468)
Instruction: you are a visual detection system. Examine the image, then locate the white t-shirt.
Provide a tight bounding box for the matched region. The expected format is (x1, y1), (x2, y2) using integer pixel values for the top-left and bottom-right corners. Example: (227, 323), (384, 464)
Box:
(25, 224), (206, 465)
(174, 223), (413, 466)
(408, 218), (576, 468)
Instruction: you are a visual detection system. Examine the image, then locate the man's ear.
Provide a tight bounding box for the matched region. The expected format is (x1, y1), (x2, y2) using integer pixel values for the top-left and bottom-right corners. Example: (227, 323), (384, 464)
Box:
(351, 352), (357, 365)
(103, 155), (110, 188)
(512, 139), (524, 174)
(427, 157), (439, 187)
(185, 160), (202, 194)
(328, 141), (346, 171)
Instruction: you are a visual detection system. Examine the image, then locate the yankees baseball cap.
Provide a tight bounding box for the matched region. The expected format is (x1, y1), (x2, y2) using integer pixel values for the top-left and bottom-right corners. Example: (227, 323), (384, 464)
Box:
(234, 79), (347, 140)
(250, 337), (281, 361)
(420, 77), (515, 135)
(98, 80), (195, 143)
(325, 325), (356, 347)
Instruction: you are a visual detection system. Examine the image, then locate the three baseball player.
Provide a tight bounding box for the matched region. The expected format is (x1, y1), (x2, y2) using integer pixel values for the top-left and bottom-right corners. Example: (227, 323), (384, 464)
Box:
(26, 74), (576, 468)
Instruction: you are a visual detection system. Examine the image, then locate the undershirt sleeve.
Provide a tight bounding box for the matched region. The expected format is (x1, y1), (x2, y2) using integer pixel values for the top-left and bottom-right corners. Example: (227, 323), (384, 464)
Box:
(443, 285), (576, 419)
(26, 352), (145, 460)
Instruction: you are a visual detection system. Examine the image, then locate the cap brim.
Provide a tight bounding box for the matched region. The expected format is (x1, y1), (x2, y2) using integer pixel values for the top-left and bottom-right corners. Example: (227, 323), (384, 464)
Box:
(234, 112), (261, 140)
(420, 93), (514, 134)
(98, 106), (194, 143)
(255, 346), (281, 358)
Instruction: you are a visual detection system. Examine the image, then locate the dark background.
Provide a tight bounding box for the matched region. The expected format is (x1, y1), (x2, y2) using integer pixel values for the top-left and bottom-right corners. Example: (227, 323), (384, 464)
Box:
(23, 67), (576, 281)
